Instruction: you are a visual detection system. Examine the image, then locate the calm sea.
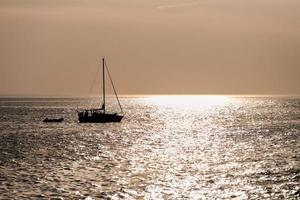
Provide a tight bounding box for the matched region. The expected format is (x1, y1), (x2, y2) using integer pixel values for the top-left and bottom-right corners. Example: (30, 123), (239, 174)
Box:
(0, 96), (299, 199)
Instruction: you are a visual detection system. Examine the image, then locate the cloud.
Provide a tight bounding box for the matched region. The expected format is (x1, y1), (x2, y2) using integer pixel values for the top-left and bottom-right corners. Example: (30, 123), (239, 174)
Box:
(156, 2), (203, 10)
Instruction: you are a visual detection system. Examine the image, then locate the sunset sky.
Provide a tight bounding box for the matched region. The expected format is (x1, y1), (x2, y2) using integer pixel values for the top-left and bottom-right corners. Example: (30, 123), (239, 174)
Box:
(0, 0), (299, 96)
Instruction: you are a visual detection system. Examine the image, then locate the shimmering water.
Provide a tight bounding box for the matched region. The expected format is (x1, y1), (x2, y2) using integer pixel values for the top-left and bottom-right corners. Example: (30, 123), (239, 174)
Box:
(0, 96), (299, 199)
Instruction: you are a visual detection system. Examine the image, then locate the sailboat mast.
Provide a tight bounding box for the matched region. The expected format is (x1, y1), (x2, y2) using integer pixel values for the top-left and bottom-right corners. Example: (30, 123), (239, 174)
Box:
(102, 57), (105, 113)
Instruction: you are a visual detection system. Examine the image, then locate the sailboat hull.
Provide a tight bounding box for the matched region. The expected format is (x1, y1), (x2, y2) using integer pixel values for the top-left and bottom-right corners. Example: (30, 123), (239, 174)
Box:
(78, 111), (123, 123)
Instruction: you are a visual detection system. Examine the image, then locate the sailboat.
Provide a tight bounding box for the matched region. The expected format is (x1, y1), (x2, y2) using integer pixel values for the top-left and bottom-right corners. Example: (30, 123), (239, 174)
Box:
(77, 57), (124, 123)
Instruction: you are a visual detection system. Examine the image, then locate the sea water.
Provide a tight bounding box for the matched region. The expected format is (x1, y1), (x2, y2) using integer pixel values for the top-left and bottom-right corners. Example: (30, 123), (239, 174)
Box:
(0, 96), (299, 199)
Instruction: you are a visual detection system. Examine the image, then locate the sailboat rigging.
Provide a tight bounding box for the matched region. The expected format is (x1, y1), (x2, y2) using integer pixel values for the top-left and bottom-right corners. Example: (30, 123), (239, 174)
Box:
(77, 57), (124, 123)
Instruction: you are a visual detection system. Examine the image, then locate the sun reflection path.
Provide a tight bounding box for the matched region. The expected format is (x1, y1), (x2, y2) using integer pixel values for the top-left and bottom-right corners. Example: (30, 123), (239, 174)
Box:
(136, 95), (242, 198)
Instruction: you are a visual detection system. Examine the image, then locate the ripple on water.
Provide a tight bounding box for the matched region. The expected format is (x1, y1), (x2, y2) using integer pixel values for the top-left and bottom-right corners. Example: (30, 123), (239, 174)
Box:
(0, 97), (299, 199)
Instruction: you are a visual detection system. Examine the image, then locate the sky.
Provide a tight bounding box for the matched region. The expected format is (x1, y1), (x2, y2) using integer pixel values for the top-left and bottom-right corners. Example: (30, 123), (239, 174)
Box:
(0, 0), (299, 96)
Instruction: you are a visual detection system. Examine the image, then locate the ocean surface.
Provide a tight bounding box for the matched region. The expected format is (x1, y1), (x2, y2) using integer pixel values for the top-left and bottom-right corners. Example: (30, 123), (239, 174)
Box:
(0, 96), (299, 199)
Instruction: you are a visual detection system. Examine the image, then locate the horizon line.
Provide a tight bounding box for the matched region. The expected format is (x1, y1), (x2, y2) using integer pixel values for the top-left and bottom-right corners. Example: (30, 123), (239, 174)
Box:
(0, 94), (300, 98)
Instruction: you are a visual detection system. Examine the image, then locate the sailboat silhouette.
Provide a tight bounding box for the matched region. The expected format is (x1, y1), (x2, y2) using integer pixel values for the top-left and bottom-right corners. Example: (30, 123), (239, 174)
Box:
(77, 57), (124, 123)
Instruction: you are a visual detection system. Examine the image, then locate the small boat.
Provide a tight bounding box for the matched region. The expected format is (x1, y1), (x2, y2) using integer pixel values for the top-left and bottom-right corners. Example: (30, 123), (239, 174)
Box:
(78, 57), (124, 123)
(43, 117), (64, 123)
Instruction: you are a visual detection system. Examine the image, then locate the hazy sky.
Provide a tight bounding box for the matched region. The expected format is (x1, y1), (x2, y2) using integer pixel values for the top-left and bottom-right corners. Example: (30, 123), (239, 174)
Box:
(0, 0), (299, 96)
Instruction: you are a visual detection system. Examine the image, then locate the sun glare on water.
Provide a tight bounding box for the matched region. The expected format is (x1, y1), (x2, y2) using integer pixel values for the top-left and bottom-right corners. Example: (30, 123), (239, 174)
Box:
(146, 95), (231, 108)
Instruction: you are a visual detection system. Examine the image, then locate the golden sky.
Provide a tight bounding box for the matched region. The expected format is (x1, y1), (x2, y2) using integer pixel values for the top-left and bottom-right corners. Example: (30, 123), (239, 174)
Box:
(0, 0), (299, 96)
